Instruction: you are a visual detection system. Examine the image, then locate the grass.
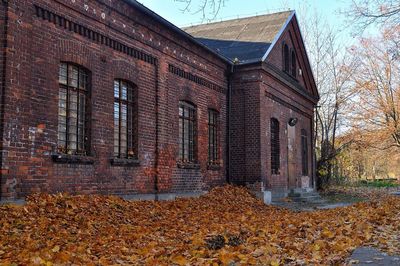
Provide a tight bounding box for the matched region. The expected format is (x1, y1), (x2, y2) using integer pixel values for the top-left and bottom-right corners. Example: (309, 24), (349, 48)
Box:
(321, 191), (366, 204)
(358, 179), (399, 188)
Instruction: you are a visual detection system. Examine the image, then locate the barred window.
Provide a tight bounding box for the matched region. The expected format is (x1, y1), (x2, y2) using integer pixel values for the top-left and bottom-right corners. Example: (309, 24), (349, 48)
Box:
(291, 50), (296, 77)
(283, 43), (290, 73)
(179, 101), (196, 163)
(270, 118), (280, 175)
(208, 109), (219, 164)
(301, 129), (308, 176)
(114, 80), (136, 159)
(58, 63), (90, 155)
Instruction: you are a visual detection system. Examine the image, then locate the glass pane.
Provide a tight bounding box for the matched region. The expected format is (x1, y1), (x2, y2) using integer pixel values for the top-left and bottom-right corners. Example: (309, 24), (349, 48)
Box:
(68, 141), (77, 151)
(69, 65), (79, 88)
(121, 82), (127, 100)
(179, 106), (183, 117)
(114, 144), (119, 157)
(59, 64), (67, 85)
(114, 80), (120, 98)
(121, 104), (127, 121)
(79, 71), (87, 90)
(114, 102), (120, 119)
(127, 85), (133, 102)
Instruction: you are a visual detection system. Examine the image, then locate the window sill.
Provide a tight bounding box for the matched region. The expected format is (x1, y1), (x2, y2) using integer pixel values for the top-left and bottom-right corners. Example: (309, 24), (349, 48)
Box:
(177, 162), (200, 169)
(111, 158), (140, 167)
(51, 154), (95, 165)
(207, 164), (221, 171)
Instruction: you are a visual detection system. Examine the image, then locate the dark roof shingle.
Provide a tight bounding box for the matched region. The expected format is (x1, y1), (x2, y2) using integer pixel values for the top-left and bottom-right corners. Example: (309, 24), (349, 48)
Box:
(183, 11), (292, 63)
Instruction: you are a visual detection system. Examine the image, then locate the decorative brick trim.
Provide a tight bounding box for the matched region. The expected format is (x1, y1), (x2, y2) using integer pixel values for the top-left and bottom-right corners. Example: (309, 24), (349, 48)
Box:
(34, 5), (157, 66)
(265, 91), (312, 119)
(168, 64), (226, 94)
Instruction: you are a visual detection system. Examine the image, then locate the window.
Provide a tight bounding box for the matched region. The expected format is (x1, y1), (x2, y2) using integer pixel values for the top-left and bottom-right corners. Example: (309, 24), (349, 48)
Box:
(114, 80), (136, 159)
(301, 129), (308, 176)
(208, 109), (219, 164)
(58, 63), (90, 155)
(291, 50), (296, 77)
(179, 101), (196, 163)
(270, 118), (280, 175)
(283, 43), (290, 73)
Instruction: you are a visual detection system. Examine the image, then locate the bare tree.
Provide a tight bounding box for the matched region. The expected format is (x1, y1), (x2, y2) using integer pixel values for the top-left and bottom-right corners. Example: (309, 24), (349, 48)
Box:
(344, 0), (400, 32)
(173, 0), (226, 21)
(300, 9), (357, 187)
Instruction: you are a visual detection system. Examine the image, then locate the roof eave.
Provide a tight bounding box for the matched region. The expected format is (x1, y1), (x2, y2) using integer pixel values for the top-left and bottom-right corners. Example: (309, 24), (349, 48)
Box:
(123, 0), (233, 64)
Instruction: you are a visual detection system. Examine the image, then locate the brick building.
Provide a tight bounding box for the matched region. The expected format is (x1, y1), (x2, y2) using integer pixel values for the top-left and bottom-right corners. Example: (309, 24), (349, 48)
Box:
(0, 0), (319, 201)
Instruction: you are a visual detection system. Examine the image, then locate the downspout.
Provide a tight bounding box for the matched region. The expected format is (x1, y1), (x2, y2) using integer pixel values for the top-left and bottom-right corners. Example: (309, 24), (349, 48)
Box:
(154, 59), (160, 200)
(226, 63), (234, 184)
(0, 0), (9, 200)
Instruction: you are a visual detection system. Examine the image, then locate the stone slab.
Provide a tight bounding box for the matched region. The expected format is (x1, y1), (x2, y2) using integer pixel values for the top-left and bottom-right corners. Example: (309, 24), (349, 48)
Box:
(348, 247), (400, 265)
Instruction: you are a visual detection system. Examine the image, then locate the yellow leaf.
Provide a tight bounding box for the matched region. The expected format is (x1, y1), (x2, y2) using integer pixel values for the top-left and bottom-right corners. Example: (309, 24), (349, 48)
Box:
(51, 245), (60, 253)
(171, 255), (188, 266)
(270, 260), (280, 266)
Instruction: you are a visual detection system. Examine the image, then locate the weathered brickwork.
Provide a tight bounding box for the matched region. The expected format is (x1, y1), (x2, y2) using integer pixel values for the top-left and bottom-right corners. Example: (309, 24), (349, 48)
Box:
(0, 0), (228, 199)
(0, 1), (317, 200)
(228, 15), (318, 193)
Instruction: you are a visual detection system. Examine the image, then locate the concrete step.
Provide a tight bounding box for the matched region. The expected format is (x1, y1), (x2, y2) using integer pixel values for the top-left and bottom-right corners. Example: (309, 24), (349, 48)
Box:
(288, 190), (325, 203)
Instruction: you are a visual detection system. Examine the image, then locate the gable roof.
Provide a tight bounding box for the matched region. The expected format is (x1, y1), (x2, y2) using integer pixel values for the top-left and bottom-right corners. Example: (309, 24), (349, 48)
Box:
(123, 0), (232, 63)
(183, 11), (294, 64)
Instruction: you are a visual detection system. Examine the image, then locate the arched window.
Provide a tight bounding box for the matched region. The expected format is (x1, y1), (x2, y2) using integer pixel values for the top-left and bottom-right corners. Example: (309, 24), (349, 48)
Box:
(283, 43), (290, 73)
(291, 50), (296, 77)
(301, 129), (308, 176)
(58, 63), (90, 155)
(270, 118), (280, 174)
(179, 101), (196, 163)
(208, 109), (219, 164)
(114, 79), (137, 159)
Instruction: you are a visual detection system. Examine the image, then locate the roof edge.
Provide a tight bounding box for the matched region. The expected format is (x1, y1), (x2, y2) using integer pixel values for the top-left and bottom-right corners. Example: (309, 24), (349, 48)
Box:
(123, 0), (232, 64)
(260, 10), (295, 62)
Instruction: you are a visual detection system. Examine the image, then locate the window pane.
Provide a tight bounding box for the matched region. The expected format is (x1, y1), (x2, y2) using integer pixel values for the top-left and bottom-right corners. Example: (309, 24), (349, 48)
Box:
(59, 64), (67, 85)
(127, 85), (133, 102)
(69, 65), (79, 88)
(121, 82), (127, 100)
(114, 80), (120, 98)
(58, 63), (89, 155)
(79, 71), (87, 90)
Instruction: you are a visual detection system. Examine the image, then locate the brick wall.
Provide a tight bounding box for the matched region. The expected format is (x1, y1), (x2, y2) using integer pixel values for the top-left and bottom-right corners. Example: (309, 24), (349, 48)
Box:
(0, 0), (228, 199)
(229, 60), (316, 191)
(229, 67), (262, 185)
(0, 0), (318, 200)
(0, 0), (7, 198)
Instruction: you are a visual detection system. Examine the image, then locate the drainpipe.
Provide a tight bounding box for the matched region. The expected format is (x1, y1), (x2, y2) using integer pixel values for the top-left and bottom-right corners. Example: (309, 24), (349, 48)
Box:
(226, 63), (234, 184)
(0, 0), (9, 201)
(154, 59), (160, 200)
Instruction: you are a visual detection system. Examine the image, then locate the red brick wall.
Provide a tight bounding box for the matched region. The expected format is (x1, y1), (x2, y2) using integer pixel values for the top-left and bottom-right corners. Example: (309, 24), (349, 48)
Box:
(0, 0), (228, 199)
(0, 1), (7, 198)
(230, 60), (316, 191)
(259, 70), (314, 190)
(229, 67), (261, 185)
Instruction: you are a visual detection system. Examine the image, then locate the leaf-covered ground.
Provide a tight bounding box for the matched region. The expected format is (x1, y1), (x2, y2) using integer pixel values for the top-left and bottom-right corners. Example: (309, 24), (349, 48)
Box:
(0, 185), (399, 265)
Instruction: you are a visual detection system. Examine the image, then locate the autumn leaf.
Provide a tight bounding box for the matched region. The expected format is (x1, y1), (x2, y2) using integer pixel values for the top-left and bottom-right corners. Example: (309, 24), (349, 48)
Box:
(0, 185), (399, 265)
